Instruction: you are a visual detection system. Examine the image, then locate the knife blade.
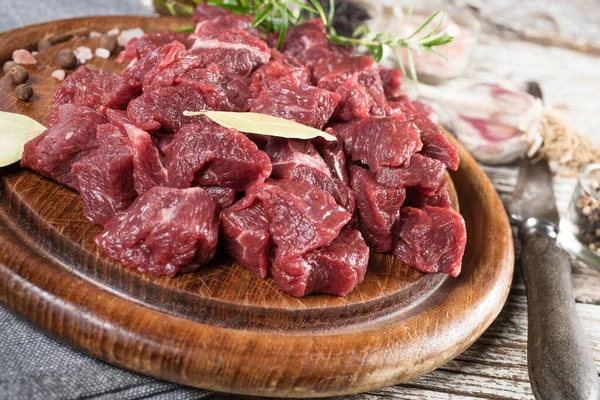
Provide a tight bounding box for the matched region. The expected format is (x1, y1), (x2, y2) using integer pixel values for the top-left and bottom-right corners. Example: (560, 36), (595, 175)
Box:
(509, 157), (600, 400)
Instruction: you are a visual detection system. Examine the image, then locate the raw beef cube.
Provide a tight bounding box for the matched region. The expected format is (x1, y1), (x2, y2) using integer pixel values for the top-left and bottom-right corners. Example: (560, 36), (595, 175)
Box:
(379, 67), (403, 100)
(202, 185), (237, 210)
(124, 124), (167, 195)
(249, 180), (351, 258)
(192, 13), (259, 37)
(314, 140), (349, 185)
(394, 97), (460, 170)
(165, 122), (272, 190)
(250, 59), (312, 97)
(127, 83), (215, 132)
(96, 186), (219, 277)
(192, 3), (234, 23)
(176, 64), (252, 111)
(116, 31), (194, 63)
(392, 206), (466, 277)
(280, 19), (351, 68)
(51, 66), (105, 112)
(271, 229), (369, 297)
(314, 55), (390, 120)
(21, 104), (108, 190)
(265, 138), (331, 178)
(72, 125), (136, 226)
(52, 66), (141, 112)
(376, 154), (446, 195)
(329, 117), (422, 172)
(405, 181), (452, 209)
(289, 165), (356, 215)
(123, 41), (200, 92)
(250, 75), (340, 129)
(349, 166), (405, 252)
(221, 199), (272, 278)
(189, 30), (270, 76)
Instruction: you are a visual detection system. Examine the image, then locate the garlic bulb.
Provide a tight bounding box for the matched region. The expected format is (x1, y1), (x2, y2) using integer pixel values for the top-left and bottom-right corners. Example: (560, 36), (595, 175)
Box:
(417, 82), (544, 165)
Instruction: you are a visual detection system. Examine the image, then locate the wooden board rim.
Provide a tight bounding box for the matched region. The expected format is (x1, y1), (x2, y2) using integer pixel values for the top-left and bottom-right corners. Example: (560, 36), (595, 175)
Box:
(0, 16), (514, 398)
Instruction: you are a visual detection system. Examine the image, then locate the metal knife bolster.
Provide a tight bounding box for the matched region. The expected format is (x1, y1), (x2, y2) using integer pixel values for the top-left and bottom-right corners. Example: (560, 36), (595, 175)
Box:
(519, 218), (558, 242)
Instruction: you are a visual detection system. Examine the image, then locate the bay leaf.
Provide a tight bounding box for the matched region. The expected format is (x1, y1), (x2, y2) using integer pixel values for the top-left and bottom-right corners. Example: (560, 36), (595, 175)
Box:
(183, 110), (337, 141)
(0, 112), (46, 167)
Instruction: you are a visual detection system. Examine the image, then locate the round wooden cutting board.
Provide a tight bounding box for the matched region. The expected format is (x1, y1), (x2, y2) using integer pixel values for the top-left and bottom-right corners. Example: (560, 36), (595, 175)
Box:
(0, 16), (514, 398)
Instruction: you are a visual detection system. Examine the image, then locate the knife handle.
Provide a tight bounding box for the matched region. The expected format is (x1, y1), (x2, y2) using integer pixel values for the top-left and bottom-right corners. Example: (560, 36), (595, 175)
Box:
(521, 219), (600, 400)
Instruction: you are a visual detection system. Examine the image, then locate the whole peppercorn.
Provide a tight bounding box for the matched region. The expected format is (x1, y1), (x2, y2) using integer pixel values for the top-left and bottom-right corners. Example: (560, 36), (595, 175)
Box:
(99, 34), (118, 54)
(9, 65), (29, 84)
(3, 60), (16, 74)
(37, 38), (52, 51)
(57, 49), (77, 69)
(15, 84), (33, 102)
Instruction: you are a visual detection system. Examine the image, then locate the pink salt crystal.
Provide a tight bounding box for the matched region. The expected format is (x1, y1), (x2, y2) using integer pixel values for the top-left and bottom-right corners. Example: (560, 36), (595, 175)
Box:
(12, 49), (37, 65)
(52, 69), (66, 81)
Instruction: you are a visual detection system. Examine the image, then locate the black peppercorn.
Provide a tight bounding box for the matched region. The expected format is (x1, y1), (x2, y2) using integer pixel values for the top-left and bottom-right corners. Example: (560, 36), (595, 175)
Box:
(3, 60), (16, 74)
(57, 49), (77, 69)
(9, 65), (28, 84)
(99, 34), (118, 54)
(15, 84), (33, 102)
(37, 38), (52, 51)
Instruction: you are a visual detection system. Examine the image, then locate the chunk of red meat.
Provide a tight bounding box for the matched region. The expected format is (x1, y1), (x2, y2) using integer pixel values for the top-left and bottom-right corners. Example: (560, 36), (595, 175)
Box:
(394, 96), (459, 170)
(328, 117), (422, 172)
(405, 181), (452, 209)
(271, 229), (369, 297)
(349, 166), (405, 253)
(314, 140), (349, 185)
(52, 66), (141, 113)
(51, 66), (104, 112)
(289, 165), (356, 215)
(280, 19), (351, 68)
(264, 138), (354, 213)
(127, 83), (220, 132)
(265, 138), (330, 178)
(72, 124), (136, 226)
(123, 41), (200, 92)
(189, 30), (270, 76)
(124, 124), (167, 195)
(193, 13), (259, 37)
(201, 185), (237, 210)
(249, 180), (351, 259)
(250, 59), (311, 97)
(392, 206), (466, 277)
(191, 3), (233, 23)
(221, 199), (272, 278)
(250, 75), (340, 129)
(116, 31), (194, 63)
(376, 154), (446, 195)
(96, 186), (219, 277)
(165, 122), (271, 190)
(379, 67), (403, 100)
(21, 104), (108, 190)
(176, 64), (252, 111)
(314, 55), (390, 120)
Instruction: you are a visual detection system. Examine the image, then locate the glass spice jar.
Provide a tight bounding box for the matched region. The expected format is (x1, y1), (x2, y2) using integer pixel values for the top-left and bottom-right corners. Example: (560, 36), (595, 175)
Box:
(559, 163), (600, 269)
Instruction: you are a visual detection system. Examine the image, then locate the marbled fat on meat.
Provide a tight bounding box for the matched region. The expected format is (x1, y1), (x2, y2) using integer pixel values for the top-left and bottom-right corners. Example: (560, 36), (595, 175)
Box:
(116, 31), (194, 63)
(96, 186), (220, 277)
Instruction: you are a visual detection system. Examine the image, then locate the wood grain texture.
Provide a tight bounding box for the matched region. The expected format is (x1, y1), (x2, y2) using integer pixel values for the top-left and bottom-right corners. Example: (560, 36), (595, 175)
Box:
(0, 16), (514, 397)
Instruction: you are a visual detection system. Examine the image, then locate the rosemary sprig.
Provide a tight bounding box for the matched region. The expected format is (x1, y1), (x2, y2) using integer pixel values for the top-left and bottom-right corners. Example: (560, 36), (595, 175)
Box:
(160, 0), (453, 81)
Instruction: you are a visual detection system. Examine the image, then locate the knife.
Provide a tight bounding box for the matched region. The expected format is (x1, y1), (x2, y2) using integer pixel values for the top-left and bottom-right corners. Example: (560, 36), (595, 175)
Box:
(509, 155), (600, 400)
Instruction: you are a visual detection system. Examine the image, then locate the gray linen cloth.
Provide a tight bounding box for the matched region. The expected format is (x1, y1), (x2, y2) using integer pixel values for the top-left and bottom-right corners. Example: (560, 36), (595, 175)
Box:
(0, 2), (215, 398)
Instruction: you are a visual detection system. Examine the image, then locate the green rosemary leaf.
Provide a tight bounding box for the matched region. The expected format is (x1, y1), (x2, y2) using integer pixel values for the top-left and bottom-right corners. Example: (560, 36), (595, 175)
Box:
(172, 25), (195, 33)
(406, 9), (442, 40)
(252, 4), (274, 28)
(308, 0), (328, 26)
(277, 2), (290, 49)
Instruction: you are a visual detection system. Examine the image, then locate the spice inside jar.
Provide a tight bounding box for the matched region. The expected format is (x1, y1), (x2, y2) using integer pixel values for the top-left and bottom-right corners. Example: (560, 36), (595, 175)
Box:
(559, 163), (600, 269)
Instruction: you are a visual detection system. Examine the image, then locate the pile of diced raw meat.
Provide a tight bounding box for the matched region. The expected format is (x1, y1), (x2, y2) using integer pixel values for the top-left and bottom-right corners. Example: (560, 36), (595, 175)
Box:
(20, 4), (466, 297)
